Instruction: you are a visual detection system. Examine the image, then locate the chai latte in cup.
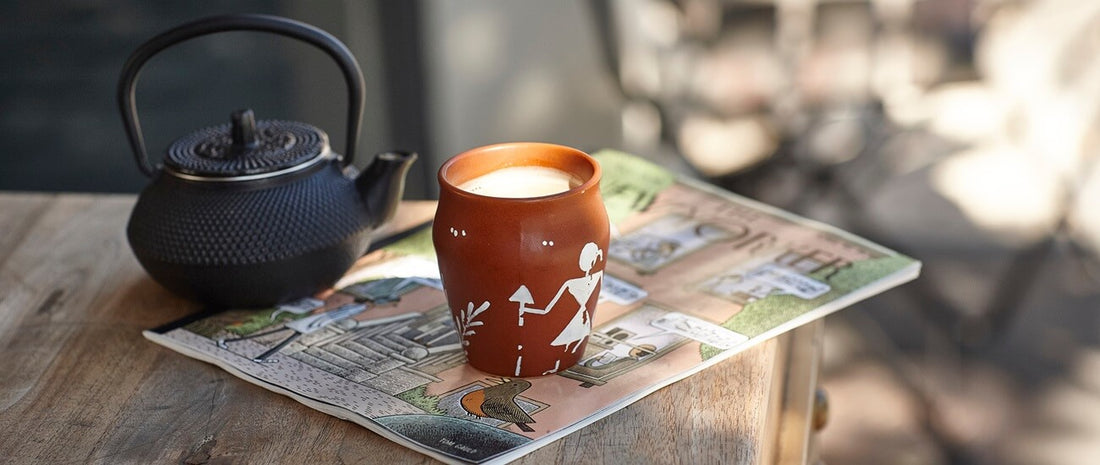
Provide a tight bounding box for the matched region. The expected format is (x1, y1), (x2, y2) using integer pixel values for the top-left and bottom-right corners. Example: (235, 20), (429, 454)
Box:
(456, 166), (582, 198)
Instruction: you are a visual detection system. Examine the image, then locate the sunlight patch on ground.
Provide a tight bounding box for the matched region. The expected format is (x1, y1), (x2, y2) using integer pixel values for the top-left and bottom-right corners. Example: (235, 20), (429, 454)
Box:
(931, 145), (1063, 245)
(677, 115), (776, 177)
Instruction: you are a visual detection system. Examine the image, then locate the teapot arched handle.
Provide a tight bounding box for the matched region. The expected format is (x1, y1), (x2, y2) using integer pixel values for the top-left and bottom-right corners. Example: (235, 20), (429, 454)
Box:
(117, 14), (365, 177)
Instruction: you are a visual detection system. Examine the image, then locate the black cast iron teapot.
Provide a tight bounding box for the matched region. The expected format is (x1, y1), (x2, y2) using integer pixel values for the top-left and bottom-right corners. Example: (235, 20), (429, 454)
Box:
(118, 14), (417, 308)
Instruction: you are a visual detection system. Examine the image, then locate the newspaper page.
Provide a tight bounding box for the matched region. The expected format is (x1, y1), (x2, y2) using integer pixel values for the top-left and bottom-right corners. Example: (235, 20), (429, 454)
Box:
(144, 150), (920, 464)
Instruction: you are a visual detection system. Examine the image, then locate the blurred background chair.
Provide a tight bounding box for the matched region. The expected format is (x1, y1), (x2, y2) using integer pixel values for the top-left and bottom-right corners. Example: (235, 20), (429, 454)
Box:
(593, 1), (1100, 463)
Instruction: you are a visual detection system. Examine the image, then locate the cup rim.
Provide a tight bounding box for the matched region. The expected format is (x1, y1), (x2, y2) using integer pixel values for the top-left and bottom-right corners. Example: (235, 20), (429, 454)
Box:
(437, 142), (601, 203)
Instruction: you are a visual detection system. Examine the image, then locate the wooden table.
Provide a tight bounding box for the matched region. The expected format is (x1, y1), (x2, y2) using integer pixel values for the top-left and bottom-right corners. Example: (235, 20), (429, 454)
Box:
(0, 193), (822, 464)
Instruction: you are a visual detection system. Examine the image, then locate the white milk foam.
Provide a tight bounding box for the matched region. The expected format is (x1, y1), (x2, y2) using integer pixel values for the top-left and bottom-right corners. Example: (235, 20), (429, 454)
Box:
(458, 166), (580, 198)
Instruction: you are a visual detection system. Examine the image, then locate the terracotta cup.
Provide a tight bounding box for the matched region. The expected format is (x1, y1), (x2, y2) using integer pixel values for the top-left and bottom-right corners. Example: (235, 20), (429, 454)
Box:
(433, 142), (610, 377)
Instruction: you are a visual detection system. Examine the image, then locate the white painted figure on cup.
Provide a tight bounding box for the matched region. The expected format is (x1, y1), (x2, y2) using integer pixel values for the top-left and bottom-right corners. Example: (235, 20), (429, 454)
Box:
(510, 242), (605, 355)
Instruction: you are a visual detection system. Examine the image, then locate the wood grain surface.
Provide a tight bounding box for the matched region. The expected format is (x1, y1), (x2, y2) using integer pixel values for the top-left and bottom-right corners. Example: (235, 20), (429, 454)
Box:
(0, 193), (799, 464)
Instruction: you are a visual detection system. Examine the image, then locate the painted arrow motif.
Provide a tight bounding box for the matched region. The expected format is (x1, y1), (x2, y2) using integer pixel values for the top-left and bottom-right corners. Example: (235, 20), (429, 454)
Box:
(510, 285), (534, 326)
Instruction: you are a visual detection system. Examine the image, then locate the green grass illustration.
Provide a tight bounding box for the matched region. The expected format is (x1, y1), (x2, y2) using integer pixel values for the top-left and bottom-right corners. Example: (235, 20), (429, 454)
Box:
(395, 385), (446, 415)
(592, 150), (676, 224)
(184, 307), (306, 339)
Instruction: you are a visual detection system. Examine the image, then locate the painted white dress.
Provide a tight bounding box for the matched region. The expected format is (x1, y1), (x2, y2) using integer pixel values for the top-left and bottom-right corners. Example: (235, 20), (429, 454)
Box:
(550, 270), (603, 352)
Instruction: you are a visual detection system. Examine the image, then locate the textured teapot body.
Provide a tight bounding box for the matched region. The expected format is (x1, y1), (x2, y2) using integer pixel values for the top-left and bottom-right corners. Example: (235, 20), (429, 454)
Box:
(118, 14), (416, 308)
(127, 161), (374, 307)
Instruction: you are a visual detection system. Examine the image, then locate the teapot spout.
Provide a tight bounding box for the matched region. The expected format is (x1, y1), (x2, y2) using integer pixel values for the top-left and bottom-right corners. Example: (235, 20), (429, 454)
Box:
(355, 151), (418, 228)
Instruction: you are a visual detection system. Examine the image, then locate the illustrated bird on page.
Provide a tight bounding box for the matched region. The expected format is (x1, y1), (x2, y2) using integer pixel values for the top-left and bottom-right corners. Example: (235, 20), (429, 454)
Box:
(460, 378), (536, 433)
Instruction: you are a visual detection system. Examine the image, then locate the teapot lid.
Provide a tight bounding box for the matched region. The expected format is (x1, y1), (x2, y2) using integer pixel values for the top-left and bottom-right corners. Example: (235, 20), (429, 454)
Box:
(163, 109), (330, 179)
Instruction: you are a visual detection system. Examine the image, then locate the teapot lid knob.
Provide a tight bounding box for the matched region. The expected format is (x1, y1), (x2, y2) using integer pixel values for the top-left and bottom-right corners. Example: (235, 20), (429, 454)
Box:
(230, 109), (260, 155)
